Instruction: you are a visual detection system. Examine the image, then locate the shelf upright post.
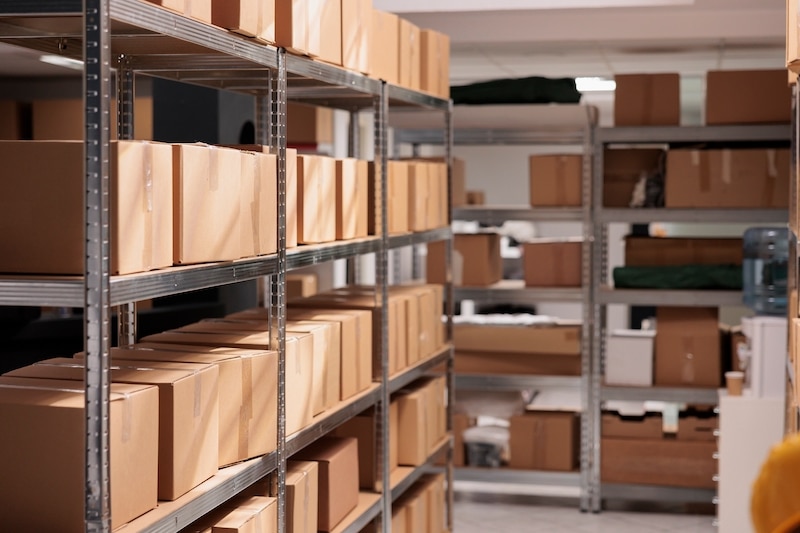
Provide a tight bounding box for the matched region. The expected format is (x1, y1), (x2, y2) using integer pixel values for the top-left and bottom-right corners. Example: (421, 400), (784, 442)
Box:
(347, 109), (361, 285)
(270, 48), (288, 533)
(374, 82), (391, 533)
(116, 53), (136, 347)
(84, 0), (112, 531)
(791, 83), (799, 434)
(444, 99), (456, 533)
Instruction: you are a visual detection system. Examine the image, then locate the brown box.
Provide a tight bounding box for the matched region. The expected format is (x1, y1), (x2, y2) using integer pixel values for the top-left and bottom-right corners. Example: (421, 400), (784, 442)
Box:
(655, 307), (721, 388)
(33, 97), (154, 141)
(184, 0), (212, 24)
(391, 284), (442, 363)
(509, 412), (579, 471)
(389, 160), (410, 234)
(0, 377), (158, 532)
(371, 10), (400, 85)
(354, 158), (370, 238)
(287, 321), (340, 414)
(396, 387), (429, 466)
(603, 148), (664, 207)
(601, 438), (717, 488)
(211, 0), (260, 37)
(275, 0), (308, 54)
(522, 239), (582, 287)
(428, 233), (502, 286)
(239, 150), (278, 258)
(399, 19), (421, 91)
(293, 437), (359, 531)
(298, 154), (337, 244)
(341, 0), (372, 74)
(174, 144), (241, 264)
(287, 273), (319, 300)
(408, 162), (429, 232)
(0, 140), (173, 275)
(391, 506), (407, 533)
(454, 351), (581, 376)
(396, 483), (428, 533)
(624, 236), (744, 267)
(665, 149), (790, 208)
(336, 158), (368, 240)
(706, 70), (792, 125)
(5, 358), (219, 500)
(286, 461), (319, 533)
(211, 496), (277, 533)
(614, 73), (680, 126)
(422, 473), (446, 533)
(452, 157), (467, 207)
(334, 404), (399, 491)
(529, 154), (583, 207)
(316, 0), (342, 65)
(602, 412), (663, 440)
(420, 29), (449, 98)
(466, 190), (486, 205)
(0, 101), (24, 140)
(677, 413), (717, 442)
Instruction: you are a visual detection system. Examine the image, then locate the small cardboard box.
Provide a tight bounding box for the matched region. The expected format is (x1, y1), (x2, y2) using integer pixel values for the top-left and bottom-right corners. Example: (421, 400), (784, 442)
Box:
(396, 387), (429, 466)
(371, 10), (400, 85)
(211, 0), (260, 37)
(655, 307), (721, 388)
(32, 97), (154, 141)
(275, 0), (308, 55)
(212, 496), (277, 533)
(185, 0), (212, 24)
(398, 18), (421, 91)
(341, 0), (372, 74)
(287, 102), (333, 146)
(316, 0), (342, 65)
(5, 358), (219, 501)
(286, 461), (319, 533)
(603, 148), (664, 207)
(0, 377), (159, 532)
(522, 239), (582, 287)
(665, 149), (789, 208)
(293, 437), (359, 531)
(336, 158), (368, 240)
(614, 73), (680, 126)
(605, 329), (655, 387)
(287, 147), (299, 247)
(428, 233), (502, 287)
(287, 273), (319, 300)
(602, 411), (663, 440)
(389, 160), (410, 234)
(298, 154), (337, 244)
(287, 321), (341, 415)
(624, 236), (744, 266)
(239, 150), (278, 258)
(420, 29), (449, 98)
(395, 483), (428, 533)
(509, 411), (579, 471)
(391, 506), (407, 533)
(421, 473), (446, 533)
(408, 162), (430, 232)
(391, 284), (442, 364)
(334, 404), (398, 491)
(706, 69), (792, 125)
(529, 154), (583, 207)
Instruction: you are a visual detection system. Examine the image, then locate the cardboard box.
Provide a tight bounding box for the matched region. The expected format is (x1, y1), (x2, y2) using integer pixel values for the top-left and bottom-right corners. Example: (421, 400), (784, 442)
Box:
(425, 162), (442, 230)
(452, 157), (467, 207)
(421, 29), (449, 98)
(287, 321), (340, 414)
(354, 159), (370, 238)
(655, 307), (721, 388)
(107, 344), (277, 467)
(287, 273), (319, 300)
(0, 377), (158, 532)
(5, 358), (219, 500)
(455, 323), (581, 356)
(239, 150), (278, 258)
(466, 190), (485, 205)
(286, 461), (319, 533)
(145, 0), (185, 11)
(395, 483), (428, 533)
(678, 413), (717, 442)
(601, 438), (717, 488)
(421, 473), (446, 533)
(614, 73), (680, 126)
(427, 233), (502, 287)
(184, 0), (212, 24)
(383, 160), (410, 234)
(602, 412), (663, 440)
(212, 496), (277, 533)
(706, 70), (792, 125)
(336, 158), (369, 240)
(603, 148), (664, 207)
(522, 239), (582, 287)
(371, 10), (400, 85)
(32, 97), (154, 141)
(287, 147), (299, 247)
(665, 149), (790, 208)
(789, 0), (800, 70)
(396, 387), (429, 466)
(391, 284), (442, 363)
(275, 0), (308, 54)
(306, 0), (323, 57)
(211, 0), (260, 36)
(605, 330), (655, 387)
(341, 0), (372, 74)
(0, 100), (25, 140)
(293, 437), (359, 531)
(173, 144), (241, 264)
(287, 102), (334, 146)
(624, 236), (744, 266)
(454, 351), (581, 376)
(334, 404), (398, 491)
(316, 0), (342, 65)
(529, 154), (582, 207)
(391, 506), (407, 533)
(0, 140), (172, 275)
(298, 154), (337, 244)
(399, 19), (421, 91)
(509, 411), (579, 471)
(408, 162), (429, 232)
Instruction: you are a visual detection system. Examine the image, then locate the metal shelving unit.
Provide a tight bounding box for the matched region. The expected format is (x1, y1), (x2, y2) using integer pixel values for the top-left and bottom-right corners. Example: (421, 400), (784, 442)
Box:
(0, 2), (454, 532)
(590, 123), (792, 513)
(393, 103), (596, 511)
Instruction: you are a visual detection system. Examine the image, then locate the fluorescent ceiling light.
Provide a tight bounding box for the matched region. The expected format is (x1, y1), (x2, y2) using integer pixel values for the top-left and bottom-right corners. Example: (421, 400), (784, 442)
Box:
(374, 0), (694, 13)
(39, 54), (83, 71)
(575, 77), (616, 92)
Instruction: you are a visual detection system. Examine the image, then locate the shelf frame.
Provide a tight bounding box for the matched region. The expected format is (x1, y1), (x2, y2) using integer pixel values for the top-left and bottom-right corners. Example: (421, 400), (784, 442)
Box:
(601, 385), (719, 404)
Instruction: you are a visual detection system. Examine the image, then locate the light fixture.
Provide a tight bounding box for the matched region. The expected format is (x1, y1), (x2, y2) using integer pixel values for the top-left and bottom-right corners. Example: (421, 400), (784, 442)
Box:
(575, 77), (616, 92)
(39, 54), (83, 71)
(374, 0), (694, 13)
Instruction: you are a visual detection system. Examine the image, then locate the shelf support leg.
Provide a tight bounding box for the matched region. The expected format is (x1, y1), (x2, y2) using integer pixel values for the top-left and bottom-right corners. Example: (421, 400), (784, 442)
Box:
(116, 54), (136, 347)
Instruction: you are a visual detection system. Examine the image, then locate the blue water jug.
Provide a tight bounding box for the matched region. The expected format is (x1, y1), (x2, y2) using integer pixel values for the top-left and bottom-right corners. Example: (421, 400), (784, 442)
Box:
(742, 227), (788, 316)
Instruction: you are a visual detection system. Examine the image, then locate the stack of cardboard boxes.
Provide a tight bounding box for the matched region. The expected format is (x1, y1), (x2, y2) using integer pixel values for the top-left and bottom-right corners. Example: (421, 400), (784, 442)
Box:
(384, 474), (447, 533)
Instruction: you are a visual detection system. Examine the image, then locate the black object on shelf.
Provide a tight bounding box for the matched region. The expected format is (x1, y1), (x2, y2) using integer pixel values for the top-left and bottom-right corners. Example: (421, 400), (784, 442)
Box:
(451, 76), (582, 106)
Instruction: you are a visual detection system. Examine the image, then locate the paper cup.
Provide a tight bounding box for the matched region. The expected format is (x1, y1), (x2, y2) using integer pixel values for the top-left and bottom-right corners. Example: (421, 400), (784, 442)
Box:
(726, 371), (744, 396)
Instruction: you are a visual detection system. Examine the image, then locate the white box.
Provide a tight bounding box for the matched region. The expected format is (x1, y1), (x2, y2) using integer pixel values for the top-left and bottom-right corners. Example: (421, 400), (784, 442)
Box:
(740, 316), (787, 399)
(605, 329), (655, 386)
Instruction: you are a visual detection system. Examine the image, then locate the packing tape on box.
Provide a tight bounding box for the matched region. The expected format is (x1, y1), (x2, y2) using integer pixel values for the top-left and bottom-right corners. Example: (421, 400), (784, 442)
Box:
(239, 355), (254, 458)
(143, 142), (154, 270)
(209, 145), (220, 192)
(721, 149), (732, 186)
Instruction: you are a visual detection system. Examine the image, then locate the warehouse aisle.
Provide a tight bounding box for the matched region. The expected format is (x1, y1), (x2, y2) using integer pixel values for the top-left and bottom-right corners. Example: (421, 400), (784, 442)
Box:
(454, 499), (716, 532)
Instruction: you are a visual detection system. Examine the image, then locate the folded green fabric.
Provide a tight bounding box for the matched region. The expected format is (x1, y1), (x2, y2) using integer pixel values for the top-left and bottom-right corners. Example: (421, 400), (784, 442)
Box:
(451, 76), (582, 105)
(613, 264), (742, 290)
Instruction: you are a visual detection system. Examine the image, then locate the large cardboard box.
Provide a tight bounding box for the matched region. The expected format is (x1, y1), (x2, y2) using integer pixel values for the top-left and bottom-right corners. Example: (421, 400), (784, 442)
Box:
(453, 412), (470, 467)
(286, 461), (319, 533)
(334, 404), (399, 491)
(509, 411), (579, 471)
(5, 358), (219, 500)
(603, 148), (664, 207)
(655, 307), (721, 388)
(420, 29), (450, 98)
(107, 344), (277, 467)
(389, 160), (410, 234)
(601, 437), (717, 488)
(316, 0), (342, 65)
(789, 0), (800, 70)
(0, 100), (24, 139)
(0, 377), (158, 532)
(396, 386), (429, 466)
(522, 239), (582, 287)
(173, 144), (241, 264)
(454, 351), (581, 376)
(430, 233), (502, 286)
(239, 150), (278, 258)
(391, 507), (407, 533)
(184, 0), (212, 24)
(211, 496), (278, 533)
(0, 140), (172, 275)
(529, 154), (583, 207)
(624, 236), (744, 266)
(336, 158), (368, 240)
(399, 484), (428, 533)
(408, 162), (430, 232)
(602, 411), (663, 440)
(705, 70), (792, 125)
(293, 437), (359, 531)
(399, 19), (421, 91)
(421, 473), (446, 533)
(298, 154), (337, 244)
(287, 102), (334, 146)
(287, 321), (340, 414)
(287, 273), (318, 300)
(665, 149), (790, 208)
(391, 284), (442, 363)
(275, 0), (308, 54)
(211, 0), (260, 37)
(341, 0), (372, 74)
(614, 73), (680, 126)
(371, 10), (400, 85)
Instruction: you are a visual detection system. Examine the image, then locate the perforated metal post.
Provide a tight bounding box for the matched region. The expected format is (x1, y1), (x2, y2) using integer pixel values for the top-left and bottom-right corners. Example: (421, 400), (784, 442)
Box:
(270, 49), (288, 533)
(84, 1), (112, 531)
(116, 54), (136, 347)
(444, 100), (456, 533)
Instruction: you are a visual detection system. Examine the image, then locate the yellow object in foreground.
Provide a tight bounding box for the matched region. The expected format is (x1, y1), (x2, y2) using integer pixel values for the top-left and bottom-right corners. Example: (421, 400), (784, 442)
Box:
(752, 433), (800, 533)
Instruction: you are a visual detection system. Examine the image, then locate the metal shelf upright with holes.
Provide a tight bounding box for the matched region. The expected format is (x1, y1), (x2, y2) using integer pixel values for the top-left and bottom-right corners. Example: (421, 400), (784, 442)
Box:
(0, 1), (454, 532)
(392, 104), (597, 511)
(589, 123), (792, 513)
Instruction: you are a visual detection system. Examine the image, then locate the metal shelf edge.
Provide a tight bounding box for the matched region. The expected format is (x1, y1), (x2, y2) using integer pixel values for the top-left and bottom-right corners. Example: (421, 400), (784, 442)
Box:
(286, 238), (382, 271)
(601, 385), (719, 404)
(455, 374), (581, 391)
(388, 228), (452, 250)
(599, 208), (788, 224)
(598, 124), (791, 144)
(453, 207), (584, 223)
(601, 482), (716, 504)
(390, 436), (452, 502)
(335, 494), (383, 533)
(454, 468), (581, 486)
(598, 288), (743, 307)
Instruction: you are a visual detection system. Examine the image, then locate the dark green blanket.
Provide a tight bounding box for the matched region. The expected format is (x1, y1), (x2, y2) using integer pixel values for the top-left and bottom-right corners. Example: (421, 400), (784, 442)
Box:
(613, 265), (742, 290)
(451, 76), (582, 105)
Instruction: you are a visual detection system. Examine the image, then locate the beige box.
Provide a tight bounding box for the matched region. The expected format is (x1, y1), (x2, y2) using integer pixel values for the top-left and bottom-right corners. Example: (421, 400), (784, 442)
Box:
(211, 0), (260, 36)
(706, 70), (792, 125)
(287, 147), (299, 247)
(428, 233), (502, 287)
(342, 0), (372, 74)
(389, 160), (410, 234)
(0, 377), (158, 533)
(0, 140), (173, 275)
(315, 0), (342, 65)
(529, 154), (583, 207)
(212, 496), (277, 533)
(371, 10), (400, 85)
(419, 30), (450, 98)
(239, 150), (278, 258)
(422, 473), (446, 533)
(5, 359), (219, 501)
(173, 144), (241, 264)
(33, 96), (154, 141)
(396, 483), (428, 533)
(286, 461), (319, 533)
(287, 273), (319, 300)
(396, 387), (429, 466)
(334, 403), (399, 491)
(408, 162), (430, 232)
(276, 0), (308, 54)
(336, 158), (365, 240)
(287, 102), (334, 146)
(287, 321), (341, 415)
(298, 155), (337, 244)
(509, 411), (580, 471)
(614, 74), (680, 127)
(399, 19), (421, 91)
